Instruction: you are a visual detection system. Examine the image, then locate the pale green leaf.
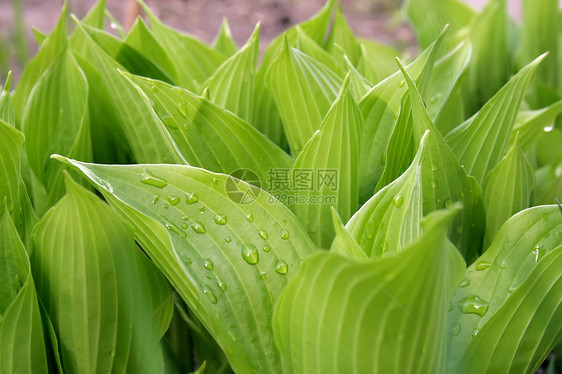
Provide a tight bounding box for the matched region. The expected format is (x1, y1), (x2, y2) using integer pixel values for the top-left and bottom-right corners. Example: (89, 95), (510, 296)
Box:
(273, 207), (465, 373)
(445, 54), (545, 184)
(510, 101), (562, 151)
(54, 157), (317, 374)
(533, 155), (562, 205)
(212, 18), (238, 57)
(126, 73), (294, 189)
(357, 38), (402, 84)
(0, 120), (23, 214)
(266, 37), (342, 155)
(289, 75), (363, 248)
(325, 6), (361, 67)
(398, 58), (485, 261)
(32, 176), (173, 373)
(329, 207), (368, 261)
(0, 71), (14, 125)
(447, 206), (562, 373)
(202, 23), (260, 122)
(346, 132), (426, 258)
(0, 206), (48, 374)
(482, 137), (534, 247)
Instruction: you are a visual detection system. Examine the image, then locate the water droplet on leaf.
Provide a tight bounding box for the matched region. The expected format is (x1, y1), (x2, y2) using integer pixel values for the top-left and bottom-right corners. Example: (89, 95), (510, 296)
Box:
(275, 261), (288, 274)
(242, 244), (259, 264)
(186, 192), (199, 204)
(458, 295), (489, 317)
(203, 259), (214, 271)
(140, 170), (167, 188)
(191, 221), (206, 234)
(214, 214), (227, 225)
(281, 230), (290, 240)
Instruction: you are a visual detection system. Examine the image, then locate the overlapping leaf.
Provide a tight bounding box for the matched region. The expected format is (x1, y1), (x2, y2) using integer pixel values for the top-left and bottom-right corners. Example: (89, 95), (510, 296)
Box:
(273, 208), (465, 373)
(0, 72), (14, 125)
(32, 176), (173, 373)
(54, 157), (316, 374)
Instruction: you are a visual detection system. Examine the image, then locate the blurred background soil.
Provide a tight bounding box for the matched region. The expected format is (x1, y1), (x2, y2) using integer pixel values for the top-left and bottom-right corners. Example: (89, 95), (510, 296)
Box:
(0, 0), (523, 83)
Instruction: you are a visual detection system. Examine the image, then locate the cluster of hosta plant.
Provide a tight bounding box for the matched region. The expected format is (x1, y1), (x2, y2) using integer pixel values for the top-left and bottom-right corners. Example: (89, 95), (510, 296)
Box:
(1, 0), (561, 372)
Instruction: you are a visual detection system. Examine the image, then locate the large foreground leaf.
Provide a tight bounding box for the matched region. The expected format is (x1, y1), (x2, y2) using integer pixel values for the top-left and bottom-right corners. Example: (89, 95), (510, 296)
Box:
(273, 208), (465, 373)
(32, 176), (173, 373)
(447, 206), (562, 373)
(0, 206), (48, 374)
(55, 157), (317, 374)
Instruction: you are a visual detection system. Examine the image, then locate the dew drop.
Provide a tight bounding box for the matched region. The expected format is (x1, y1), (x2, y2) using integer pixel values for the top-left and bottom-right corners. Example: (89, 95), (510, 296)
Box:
(191, 221), (206, 234)
(182, 223), (188, 229)
(214, 214), (227, 225)
(178, 102), (188, 117)
(199, 206), (206, 213)
(150, 85), (159, 93)
(450, 323), (461, 336)
(246, 213), (254, 222)
(532, 245), (546, 263)
(203, 259), (214, 271)
(365, 230), (373, 240)
(275, 261), (288, 274)
(165, 221), (186, 238)
(140, 170), (167, 188)
(152, 196), (160, 204)
(259, 271), (267, 280)
(382, 241), (389, 253)
(393, 194), (404, 208)
(430, 180), (439, 189)
(162, 203), (169, 209)
(202, 286), (217, 304)
(242, 244), (259, 264)
(99, 180), (113, 192)
(168, 195), (181, 206)
(399, 79), (405, 87)
(444, 198), (452, 208)
(281, 230), (290, 240)
(182, 215), (190, 221)
(228, 330), (237, 341)
(263, 245), (271, 252)
(472, 328), (480, 338)
(475, 261), (491, 271)
(431, 163), (439, 171)
(224, 236), (232, 243)
(459, 278), (470, 287)
(259, 230), (268, 239)
(160, 114), (179, 129)
(217, 277), (227, 292)
(181, 255), (192, 265)
(186, 192), (199, 204)
(458, 295), (489, 317)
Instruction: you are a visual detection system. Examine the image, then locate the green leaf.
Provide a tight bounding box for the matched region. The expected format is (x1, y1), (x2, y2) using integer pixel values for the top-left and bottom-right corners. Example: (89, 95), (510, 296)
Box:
(398, 58), (485, 261)
(13, 3), (67, 125)
(357, 38), (402, 84)
(273, 207), (465, 373)
(0, 71), (14, 125)
(329, 207), (367, 261)
(0, 120), (23, 215)
(289, 74), (363, 248)
(533, 154), (562, 205)
(22, 46), (91, 214)
(201, 23), (260, 122)
(463, 0), (512, 114)
(31, 175), (173, 373)
(445, 54), (545, 184)
(325, 6), (361, 67)
(266, 37), (342, 155)
(0, 206), (48, 374)
(126, 73), (294, 189)
(346, 131), (426, 258)
(54, 157), (317, 374)
(482, 137), (534, 247)
(31, 28), (47, 46)
(81, 0), (107, 29)
(71, 24), (178, 164)
(447, 206), (562, 373)
(139, 0), (226, 91)
(404, 0), (475, 48)
(509, 101), (562, 151)
(294, 27), (343, 76)
(358, 33), (443, 202)
(212, 18), (238, 57)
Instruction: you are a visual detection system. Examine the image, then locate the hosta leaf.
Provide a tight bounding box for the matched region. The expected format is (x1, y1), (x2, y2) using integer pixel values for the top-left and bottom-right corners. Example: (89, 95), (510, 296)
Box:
(126, 73), (293, 188)
(399, 58), (485, 261)
(0, 206), (48, 374)
(71, 24), (178, 164)
(325, 6), (361, 67)
(463, 0), (512, 114)
(447, 206), (562, 373)
(357, 39), (402, 84)
(212, 18), (238, 57)
(289, 75), (363, 248)
(346, 132), (426, 258)
(125, 18), (178, 83)
(294, 27), (343, 76)
(73, 20), (174, 84)
(0, 120), (23, 214)
(201, 23), (260, 122)
(22, 47), (91, 214)
(32, 176), (173, 373)
(344, 58), (372, 100)
(510, 101), (562, 151)
(31, 28), (47, 46)
(536, 128), (562, 167)
(404, 0), (475, 48)
(273, 207), (465, 373)
(533, 155), (562, 205)
(358, 32), (442, 202)
(13, 3), (67, 124)
(0, 72), (14, 125)
(445, 54), (545, 184)
(139, 0), (226, 91)
(266, 37), (342, 154)
(55, 157), (317, 374)
(330, 208), (367, 261)
(519, 0), (559, 98)
(482, 137), (534, 247)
